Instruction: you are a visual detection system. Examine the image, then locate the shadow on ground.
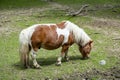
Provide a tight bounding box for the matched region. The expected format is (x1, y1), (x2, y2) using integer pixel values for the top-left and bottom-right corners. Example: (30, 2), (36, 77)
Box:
(13, 55), (85, 69)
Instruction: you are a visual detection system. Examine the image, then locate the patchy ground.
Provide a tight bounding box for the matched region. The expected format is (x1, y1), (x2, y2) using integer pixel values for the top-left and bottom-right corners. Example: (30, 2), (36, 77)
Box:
(0, 2), (120, 80)
(57, 63), (120, 80)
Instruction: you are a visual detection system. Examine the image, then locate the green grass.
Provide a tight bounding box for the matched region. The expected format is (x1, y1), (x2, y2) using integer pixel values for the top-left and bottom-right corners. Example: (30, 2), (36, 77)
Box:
(0, 0), (120, 80)
(0, 0), (48, 9)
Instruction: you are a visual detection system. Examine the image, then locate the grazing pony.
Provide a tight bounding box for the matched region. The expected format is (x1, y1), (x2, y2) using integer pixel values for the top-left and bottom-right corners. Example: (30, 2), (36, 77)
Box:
(19, 21), (93, 68)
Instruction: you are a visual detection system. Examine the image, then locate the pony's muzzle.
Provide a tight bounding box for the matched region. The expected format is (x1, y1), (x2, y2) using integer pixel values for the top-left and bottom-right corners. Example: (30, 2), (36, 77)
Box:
(82, 57), (89, 60)
(82, 54), (90, 60)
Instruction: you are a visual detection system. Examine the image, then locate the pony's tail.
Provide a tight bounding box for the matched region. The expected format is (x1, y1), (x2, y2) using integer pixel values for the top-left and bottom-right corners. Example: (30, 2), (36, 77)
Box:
(19, 31), (31, 68)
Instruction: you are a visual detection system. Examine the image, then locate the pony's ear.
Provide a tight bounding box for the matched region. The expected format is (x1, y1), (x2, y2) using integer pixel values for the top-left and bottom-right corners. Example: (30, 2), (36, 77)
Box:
(89, 40), (93, 44)
(89, 40), (93, 47)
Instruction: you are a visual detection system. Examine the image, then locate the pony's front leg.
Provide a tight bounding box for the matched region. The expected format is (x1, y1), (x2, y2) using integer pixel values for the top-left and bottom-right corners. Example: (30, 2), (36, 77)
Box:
(31, 50), (41, 69)
(64, 49), (69, 61)
(56, 45), (69, 66)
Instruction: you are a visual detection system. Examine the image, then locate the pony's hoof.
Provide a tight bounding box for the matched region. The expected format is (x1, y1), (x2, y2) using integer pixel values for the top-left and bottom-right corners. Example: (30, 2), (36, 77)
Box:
(24, 65), (30, 69)
(65, 57), (69, 62)
(25, 66), (30, 69)
(34, 64), (41, 69)
(56, 62), (61, 66)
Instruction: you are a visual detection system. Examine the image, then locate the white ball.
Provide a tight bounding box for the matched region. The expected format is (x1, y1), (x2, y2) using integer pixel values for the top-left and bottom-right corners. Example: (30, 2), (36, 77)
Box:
(99, 60), (106, 65)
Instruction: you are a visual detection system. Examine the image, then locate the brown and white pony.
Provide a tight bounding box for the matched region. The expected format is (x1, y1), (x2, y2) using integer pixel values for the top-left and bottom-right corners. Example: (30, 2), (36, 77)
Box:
(19, 21), (93, 68)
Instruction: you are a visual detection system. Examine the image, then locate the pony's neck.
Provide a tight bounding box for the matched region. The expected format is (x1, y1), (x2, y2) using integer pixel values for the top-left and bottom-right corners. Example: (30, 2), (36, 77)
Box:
(65, 21), (91, 47)
(78, 29), (91, 47)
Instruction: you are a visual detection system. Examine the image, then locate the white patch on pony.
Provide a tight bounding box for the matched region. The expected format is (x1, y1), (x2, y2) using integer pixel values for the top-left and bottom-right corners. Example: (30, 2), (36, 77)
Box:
(19, 24), (41, 46)
(64, 21), (92, 46)
(57, 56), (62, 62)
(56, 27), (69, 45)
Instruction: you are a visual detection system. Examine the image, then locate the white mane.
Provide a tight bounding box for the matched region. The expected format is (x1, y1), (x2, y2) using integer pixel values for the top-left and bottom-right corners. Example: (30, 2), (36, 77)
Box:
(65, 21), (92, 46)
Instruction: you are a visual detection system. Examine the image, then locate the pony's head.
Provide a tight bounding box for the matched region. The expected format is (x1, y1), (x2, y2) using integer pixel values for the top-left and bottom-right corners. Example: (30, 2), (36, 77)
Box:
(79, 40), (93, 59)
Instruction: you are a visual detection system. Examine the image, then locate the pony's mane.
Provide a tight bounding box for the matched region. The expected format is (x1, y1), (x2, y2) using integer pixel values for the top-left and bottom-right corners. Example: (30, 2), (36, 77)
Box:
(65, 21), (91, 46)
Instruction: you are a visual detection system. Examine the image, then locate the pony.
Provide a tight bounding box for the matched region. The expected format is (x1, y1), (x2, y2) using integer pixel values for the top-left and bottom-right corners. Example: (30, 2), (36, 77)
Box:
(19, 21), (93, 68)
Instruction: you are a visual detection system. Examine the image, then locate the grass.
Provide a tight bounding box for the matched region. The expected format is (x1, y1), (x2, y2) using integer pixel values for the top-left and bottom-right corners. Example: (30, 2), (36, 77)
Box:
(0, 0), (48, 9)
(0, 15), (119, 79)
(0, 0), (120, 80)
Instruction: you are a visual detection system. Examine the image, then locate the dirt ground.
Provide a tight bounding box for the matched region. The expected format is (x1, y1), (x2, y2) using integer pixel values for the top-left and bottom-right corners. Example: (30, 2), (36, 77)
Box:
(0, 2), (120, 80)
(59, 63), (120, 80)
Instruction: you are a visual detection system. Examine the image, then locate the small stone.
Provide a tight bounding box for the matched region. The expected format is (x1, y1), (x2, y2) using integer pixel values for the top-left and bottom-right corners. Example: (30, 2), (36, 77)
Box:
(99, 60), (106, 65)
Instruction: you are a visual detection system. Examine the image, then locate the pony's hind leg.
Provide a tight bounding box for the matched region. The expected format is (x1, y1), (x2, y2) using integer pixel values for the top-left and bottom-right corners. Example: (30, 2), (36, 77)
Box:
(64, 47), (69, 61)
(31, 49), (41, 69)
